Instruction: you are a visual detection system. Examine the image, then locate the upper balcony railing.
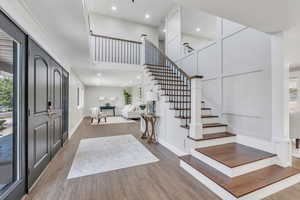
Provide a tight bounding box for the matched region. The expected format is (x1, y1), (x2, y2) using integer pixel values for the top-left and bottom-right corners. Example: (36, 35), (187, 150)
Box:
(90, 32), (142, 65)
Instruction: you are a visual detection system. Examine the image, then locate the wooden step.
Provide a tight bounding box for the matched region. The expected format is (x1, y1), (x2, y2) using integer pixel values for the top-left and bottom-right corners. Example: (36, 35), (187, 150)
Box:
(172, 107), (212, 111)
(180, 155), (300, 198)
(146, 68), (174, 73)
(203, 123), (227, 128)
(153, 78), (184, 82)
(145, 63), (169, 68)
(202, 115), (218, 118)
(187, 132), (236, 141)
(155, 83), (188, 87)
(149, 73), (178, 78)
(196, 143), (276, 168)
(163, 94), (190, 97)
(161, 88), (190, 92)
(167, 100), (204, 103)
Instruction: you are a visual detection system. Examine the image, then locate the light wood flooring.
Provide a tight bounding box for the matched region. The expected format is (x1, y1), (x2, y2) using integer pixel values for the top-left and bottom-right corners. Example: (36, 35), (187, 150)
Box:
(25, 118), (300, 200)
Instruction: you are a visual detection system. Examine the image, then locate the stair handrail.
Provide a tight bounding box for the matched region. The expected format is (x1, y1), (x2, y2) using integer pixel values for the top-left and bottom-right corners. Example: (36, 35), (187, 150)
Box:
(91, 31), (141, 64)
(142, 38), (190, 79)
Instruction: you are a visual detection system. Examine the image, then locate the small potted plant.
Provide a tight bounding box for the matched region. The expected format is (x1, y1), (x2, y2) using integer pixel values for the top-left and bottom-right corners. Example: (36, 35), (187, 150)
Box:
(139, 104), (146, 113)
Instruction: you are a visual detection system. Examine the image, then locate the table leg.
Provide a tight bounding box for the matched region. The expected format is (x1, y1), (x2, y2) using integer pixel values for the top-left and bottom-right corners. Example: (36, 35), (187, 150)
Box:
(141, 116), (148, 139)
(296, 139), (300, 149)
(148, 117), (158, 144)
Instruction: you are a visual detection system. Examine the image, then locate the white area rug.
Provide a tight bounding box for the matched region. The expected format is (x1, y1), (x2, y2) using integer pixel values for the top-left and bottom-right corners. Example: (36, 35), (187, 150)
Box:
(67, 135), (159, 179)
(91, 116), (136, 125)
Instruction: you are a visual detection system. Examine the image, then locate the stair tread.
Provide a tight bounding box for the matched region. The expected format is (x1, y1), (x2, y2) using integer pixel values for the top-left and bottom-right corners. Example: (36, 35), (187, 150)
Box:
(145, 63), (169, 68)
(195, 143), (277, 168)
(202, 115), (218, 118)
(203, 123), (227, 128)
(188, 132), (236, 141)
(163, 94), (190, 97)
(161, 88), (190, 91)
(155, 83), (188, 87)
(180, 155), (300, 198)
(153, 78), (184, 82)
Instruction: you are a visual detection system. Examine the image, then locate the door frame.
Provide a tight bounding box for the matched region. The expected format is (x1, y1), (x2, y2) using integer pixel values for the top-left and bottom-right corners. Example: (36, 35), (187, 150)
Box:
(0, 10), (26, 200)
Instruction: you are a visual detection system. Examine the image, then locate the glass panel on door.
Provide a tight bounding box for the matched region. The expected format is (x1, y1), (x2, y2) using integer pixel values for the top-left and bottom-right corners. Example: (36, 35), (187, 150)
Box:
(0, 28), (20, 194)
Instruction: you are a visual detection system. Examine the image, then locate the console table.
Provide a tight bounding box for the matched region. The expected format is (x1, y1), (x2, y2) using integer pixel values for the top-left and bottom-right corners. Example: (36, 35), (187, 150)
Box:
(140, 114), (159, 144)
(100, 106), (116, 116)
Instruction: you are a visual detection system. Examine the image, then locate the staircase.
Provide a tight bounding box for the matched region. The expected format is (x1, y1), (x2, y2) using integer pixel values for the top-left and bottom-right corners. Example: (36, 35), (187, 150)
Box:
(142, 38), (300, 200)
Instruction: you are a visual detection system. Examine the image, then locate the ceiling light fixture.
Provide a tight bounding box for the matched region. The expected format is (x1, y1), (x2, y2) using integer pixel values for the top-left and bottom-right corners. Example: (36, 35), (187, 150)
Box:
(196, 27), (201, 32)
(137, 75), (141, 79)
(97, 73), (102, 77)
(145, 14), (150, 19)
(112, 6), (117, 11)
(163, 29), (166, 33)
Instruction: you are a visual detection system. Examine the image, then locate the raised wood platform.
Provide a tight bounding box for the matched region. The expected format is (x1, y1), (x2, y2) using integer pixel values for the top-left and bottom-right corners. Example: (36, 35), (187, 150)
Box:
(180, 155), (300, 198)
(195, 143), (276, 168)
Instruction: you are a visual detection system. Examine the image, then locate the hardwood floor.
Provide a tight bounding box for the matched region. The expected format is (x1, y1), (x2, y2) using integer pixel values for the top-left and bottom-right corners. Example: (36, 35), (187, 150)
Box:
(25, 119), (300, 200)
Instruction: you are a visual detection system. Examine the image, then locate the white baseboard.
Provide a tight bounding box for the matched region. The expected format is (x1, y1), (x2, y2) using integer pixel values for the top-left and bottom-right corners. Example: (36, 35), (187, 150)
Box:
(69, 117), (84, 139)
(158, 138), (187, 156)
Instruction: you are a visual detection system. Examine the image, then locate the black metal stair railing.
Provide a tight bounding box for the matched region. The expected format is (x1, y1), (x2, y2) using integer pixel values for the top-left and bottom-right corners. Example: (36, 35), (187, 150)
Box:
(144, 39), (191, 127)
(91, 32), (141, 65)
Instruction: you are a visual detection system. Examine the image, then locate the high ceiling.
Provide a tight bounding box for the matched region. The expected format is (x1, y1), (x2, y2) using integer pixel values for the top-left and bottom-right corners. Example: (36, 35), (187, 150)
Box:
(174, 0), (287, 33)
(19, 0), (289, 86)
(182, 7), (217, 40)
(86, 0), (176, 27)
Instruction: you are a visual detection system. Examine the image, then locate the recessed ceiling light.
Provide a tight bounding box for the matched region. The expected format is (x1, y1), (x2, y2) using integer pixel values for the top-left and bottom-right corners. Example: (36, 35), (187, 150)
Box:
(145, 14), (150, 19)
(112, 6), (117, 11)
(137, 75), (141, 79)
(196, 27), (201, 32)
(163, 29), (166, 33)
(97, 73), (102, 77)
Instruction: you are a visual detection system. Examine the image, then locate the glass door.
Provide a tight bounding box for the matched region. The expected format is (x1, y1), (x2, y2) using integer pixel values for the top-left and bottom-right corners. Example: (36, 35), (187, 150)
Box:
(0, 11), (26, 200)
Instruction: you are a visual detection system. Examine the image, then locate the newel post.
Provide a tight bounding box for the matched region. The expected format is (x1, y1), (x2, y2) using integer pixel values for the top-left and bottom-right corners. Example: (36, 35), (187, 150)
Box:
(189, 75), (204, 140)
(140, 34), (147, 65)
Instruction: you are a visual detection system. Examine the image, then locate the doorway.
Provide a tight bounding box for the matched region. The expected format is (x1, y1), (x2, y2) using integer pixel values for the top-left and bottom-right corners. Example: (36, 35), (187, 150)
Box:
(27, 39), (67, 189)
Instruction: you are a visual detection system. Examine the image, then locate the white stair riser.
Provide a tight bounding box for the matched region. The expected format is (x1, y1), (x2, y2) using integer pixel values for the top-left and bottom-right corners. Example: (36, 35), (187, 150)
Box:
(191, 149), (277, 177)
(180, 160), (300, 200)
(204, 126), (227, 134)
(188, 136), (236, 149)
(202, 117), (219, 124)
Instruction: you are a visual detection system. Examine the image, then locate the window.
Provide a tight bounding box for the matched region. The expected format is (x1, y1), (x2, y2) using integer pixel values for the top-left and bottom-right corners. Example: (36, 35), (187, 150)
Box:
(76, 86), (84, 109)
(77, 87), (80, 107)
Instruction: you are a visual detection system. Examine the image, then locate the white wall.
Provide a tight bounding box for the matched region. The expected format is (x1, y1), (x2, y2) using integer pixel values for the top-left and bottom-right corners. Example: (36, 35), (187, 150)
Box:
(165, 7), (181, 60)
(284, 0), (300, 67)
(90, 13), (159, 46)
(182, 33), (212, 52)
(84, 86), (126, 116)
(0, 0), (71, 71)
(176, 18), (273, 141)
(69, 70), (85, 138)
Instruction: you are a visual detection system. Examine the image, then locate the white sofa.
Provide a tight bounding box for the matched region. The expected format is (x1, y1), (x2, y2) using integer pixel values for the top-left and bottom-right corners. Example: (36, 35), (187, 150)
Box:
(121, 105), (140, 119)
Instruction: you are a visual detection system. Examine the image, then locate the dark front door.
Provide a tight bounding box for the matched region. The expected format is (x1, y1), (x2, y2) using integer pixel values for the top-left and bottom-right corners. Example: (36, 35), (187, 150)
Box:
(27, 39), (63, 188)
(50, 61), (62, 156)
(27, 40), (52, 188)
